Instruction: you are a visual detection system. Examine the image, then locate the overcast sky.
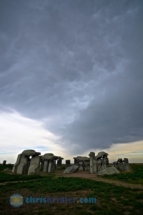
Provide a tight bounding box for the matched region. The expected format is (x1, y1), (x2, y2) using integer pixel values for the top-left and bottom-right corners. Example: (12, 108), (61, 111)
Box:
(0, 0), (143, 163)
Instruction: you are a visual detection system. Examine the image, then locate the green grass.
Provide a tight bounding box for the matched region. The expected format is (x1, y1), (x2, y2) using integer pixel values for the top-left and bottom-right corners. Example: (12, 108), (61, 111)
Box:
(1, 164), (143, 185)
(0, 164), (13, 171)
(0, 164), (45, 182)
(0, 171), (44, 182)
(0, 164), (143, 215)
(61, 164), (66, 170)
(1, 164), (143, 214)
(0, 164), (47, 182)
(101, 164), (143, 184)
(0, 176), (140, 199)
(0, 176), (143, 214)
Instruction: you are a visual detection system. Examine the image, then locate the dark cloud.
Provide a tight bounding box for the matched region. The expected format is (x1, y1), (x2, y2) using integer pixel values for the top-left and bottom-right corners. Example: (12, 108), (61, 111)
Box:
(0, 0), (143, 154)
(63, 79), (143, 154)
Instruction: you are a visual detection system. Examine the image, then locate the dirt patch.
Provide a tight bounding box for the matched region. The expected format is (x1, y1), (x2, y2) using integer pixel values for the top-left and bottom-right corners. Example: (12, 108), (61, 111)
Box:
(92, 177), (143, 189)
(59, 171), (143, 189)
(1, 170), (143, 190)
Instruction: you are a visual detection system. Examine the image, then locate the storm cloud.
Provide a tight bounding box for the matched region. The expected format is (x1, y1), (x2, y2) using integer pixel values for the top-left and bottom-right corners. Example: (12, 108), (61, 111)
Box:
(0, 0), (143, 157)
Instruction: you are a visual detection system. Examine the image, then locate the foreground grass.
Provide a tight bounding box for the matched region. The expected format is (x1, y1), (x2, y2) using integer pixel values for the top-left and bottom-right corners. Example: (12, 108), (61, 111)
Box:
(0, 175), (143, 215)
(0, 171), (44, 182)
(1, 164), (143, 185)
(0, 164), (50, 182)
(0, 164), (13, 171)
(101, 164), (143, 184)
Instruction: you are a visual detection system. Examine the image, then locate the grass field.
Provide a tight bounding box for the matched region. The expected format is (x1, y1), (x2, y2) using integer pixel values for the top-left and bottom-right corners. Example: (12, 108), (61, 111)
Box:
(0, 164), (143, 214)
(100, 164), (143, 185)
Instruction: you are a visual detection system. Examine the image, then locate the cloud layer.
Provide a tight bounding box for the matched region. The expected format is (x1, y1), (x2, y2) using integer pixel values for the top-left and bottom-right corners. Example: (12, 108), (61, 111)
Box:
(0, 0), (143, 160)
(0, 111), (68, 163)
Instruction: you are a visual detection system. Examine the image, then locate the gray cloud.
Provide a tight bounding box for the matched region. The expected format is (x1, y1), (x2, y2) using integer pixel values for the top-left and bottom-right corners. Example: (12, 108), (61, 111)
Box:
(0, 0), (143, 155)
